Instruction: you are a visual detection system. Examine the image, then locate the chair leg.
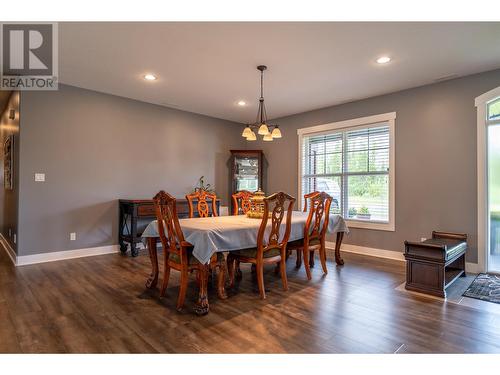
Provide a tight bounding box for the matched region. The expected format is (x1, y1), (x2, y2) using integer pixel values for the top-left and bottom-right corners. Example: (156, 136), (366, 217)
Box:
(303, 246), (312, 280)
(160, 249), (170, 297)
(256, 261), (266, 299)
(160, 263), (171, 298)
(309, 250), (315, 268)
(227, 255), (235, 288)
(235, 260), (243, 280)
(274, 261), (280, 275)
(319, 244), (328, 275)
(280, 256), (288, 291)
(176, 268), (189, 311)
(295, 249), (302, 268)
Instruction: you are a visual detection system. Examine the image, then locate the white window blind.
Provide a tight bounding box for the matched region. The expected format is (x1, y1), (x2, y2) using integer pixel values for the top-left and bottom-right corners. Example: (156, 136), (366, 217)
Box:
(301, 123), (391, 224)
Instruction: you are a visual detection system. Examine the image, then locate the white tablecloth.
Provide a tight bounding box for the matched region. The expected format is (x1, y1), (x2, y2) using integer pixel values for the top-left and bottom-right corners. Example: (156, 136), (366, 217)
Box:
(142, 211), (349, 264)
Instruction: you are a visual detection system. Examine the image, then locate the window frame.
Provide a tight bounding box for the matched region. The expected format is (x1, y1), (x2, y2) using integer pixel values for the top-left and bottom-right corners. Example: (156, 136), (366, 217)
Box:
(297, 112), (396, 231)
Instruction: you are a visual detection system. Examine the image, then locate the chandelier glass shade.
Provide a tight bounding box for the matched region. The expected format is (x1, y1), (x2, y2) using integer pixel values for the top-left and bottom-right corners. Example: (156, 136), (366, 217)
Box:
(271, 126), (282, 138)
(258, 123), (270, 135)
(242, 65), (281, 141)
(263, 133), (273, 141)
(246, 130), (257, 141)
(242, 126), (253, 138)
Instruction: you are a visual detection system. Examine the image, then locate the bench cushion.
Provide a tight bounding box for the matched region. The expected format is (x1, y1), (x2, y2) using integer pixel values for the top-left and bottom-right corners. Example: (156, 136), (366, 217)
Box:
(419, 238), (467, 260)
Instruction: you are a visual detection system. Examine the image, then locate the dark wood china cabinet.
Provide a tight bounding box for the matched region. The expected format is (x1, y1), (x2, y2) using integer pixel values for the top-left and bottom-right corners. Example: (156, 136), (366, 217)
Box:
(229, 150), (264, 214)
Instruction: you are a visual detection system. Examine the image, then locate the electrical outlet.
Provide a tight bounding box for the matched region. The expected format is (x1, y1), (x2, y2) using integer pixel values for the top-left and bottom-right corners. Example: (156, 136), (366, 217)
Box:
(70, 232), (76, 241)
(13, 234), (16, 244)
(421, 237), (427, 242)
(34, 173), (45, 182)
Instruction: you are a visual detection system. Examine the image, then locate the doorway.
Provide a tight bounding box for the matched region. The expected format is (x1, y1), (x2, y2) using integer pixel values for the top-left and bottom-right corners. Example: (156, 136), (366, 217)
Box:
(488, 99), (500, 273)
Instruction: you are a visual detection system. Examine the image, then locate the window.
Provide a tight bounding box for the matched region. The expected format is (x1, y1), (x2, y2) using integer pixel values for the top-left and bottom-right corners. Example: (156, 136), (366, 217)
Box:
(298, 112), (395, 231)
(488, 98), (500, 121)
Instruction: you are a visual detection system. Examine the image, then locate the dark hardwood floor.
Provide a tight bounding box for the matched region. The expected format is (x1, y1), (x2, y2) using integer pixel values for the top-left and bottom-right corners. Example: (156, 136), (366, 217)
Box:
(1, 246), (500, 353)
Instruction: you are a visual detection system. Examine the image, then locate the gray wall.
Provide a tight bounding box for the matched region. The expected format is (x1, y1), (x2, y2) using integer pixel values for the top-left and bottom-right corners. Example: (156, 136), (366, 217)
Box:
(18, 85), (245, 256)
(0, 92), (20, 253)
(250, 69), (500, 263)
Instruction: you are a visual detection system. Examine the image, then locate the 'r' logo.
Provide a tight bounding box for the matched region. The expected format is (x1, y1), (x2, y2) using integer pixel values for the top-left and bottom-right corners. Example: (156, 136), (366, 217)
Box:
(9, 30), (48, 70)
(2, 23), (54, 76)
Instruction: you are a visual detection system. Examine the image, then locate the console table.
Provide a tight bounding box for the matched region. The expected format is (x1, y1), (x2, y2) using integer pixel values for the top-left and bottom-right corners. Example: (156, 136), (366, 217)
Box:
(118, 198), (220, 256)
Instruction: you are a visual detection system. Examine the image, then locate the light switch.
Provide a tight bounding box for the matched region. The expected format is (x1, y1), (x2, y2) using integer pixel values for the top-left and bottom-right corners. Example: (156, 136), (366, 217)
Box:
(34, 173), (45, 182)
(70, 232), (76, 241)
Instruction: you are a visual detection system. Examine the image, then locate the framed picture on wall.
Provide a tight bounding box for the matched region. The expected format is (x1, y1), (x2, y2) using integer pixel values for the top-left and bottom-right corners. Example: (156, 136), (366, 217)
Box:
(4, 135), (13, 190)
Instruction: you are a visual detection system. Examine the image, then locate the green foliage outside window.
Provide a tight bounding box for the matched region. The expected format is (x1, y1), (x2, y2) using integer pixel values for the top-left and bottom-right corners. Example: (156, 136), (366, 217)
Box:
(489, 99), (500, 120)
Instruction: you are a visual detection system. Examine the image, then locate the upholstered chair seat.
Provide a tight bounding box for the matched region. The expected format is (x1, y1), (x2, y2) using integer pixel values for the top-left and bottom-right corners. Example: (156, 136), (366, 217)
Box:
(169, 250), (224, 265)
(231, 247), (281, 259)
(288, 237), (321, 249)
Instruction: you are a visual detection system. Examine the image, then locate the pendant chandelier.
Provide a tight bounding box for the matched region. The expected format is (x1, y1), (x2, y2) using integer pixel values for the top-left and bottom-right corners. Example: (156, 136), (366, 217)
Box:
(242, 65), (282, 142)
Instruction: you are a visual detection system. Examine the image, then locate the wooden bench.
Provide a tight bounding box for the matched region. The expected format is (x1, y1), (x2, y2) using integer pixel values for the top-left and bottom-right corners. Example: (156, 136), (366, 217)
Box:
(404, 231), (467, 298)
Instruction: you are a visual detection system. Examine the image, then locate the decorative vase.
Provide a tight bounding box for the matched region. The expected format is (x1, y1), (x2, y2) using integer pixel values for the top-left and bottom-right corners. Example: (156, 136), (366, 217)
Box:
(246, 189), (268, 219)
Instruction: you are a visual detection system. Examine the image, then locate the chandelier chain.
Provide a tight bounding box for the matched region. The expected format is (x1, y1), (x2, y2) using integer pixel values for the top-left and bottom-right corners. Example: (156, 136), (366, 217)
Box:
(242, 65), (282, 141)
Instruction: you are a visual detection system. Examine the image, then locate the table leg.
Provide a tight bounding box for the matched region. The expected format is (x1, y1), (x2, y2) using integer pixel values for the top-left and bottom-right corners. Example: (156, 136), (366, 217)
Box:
(216, 262), (228, 300)
(334, 232), (345, 265)
(146, 237), (159, 289)
(194, 265), (210, 315)
(130, 210), (139, 257)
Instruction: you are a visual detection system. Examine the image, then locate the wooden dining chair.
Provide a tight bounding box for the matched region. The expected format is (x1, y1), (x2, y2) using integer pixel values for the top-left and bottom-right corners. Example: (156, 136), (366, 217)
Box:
(287, 191), (319, 268)
(153, 191), (225, 313)
(232, 190), (253, 215)
(227, 192), (296, 299)
(303, 191), (320, 212)
(185, 190), (218, 218)
(288, 192), (332, 279)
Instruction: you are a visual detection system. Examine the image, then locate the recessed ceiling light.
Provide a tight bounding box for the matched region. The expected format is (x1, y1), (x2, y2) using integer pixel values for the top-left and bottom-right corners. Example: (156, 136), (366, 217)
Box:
(144, 74), (157, 81)
(237, 100), (246, 106)
(376, 56), (391, 64)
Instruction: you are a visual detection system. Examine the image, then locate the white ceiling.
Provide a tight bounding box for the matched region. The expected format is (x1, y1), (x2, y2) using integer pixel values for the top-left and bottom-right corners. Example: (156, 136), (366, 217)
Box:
(59, 22), (500, 123)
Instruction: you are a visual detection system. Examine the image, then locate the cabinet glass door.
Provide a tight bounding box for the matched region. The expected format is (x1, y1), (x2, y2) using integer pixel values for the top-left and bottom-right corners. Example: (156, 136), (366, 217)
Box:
(234, 156), (259, 192)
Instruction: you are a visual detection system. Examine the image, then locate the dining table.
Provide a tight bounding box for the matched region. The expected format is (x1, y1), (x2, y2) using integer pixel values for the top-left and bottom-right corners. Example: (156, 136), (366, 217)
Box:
(141, 211), (349, 312)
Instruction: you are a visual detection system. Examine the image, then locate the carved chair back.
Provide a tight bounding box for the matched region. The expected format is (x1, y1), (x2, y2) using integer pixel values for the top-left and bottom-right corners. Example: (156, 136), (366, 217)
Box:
(232, 190), (253, 215)
(256, 192), (296, 258)
(304, 192), (332, 245)
(303, 191), (320, 212)
(153, 191), (188, 264)
(186, 190), (218, 218)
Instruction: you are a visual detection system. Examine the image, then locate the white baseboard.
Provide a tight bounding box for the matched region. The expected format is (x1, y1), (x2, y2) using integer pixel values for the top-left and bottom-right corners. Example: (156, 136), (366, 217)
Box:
(1, 233), (484, 274)
(16, 245), (120, 266)
(463, 262), (482, 274)
(0, 233), (17, 266)
(325, 241), (405, 262)
(325, 241), (480, 274)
